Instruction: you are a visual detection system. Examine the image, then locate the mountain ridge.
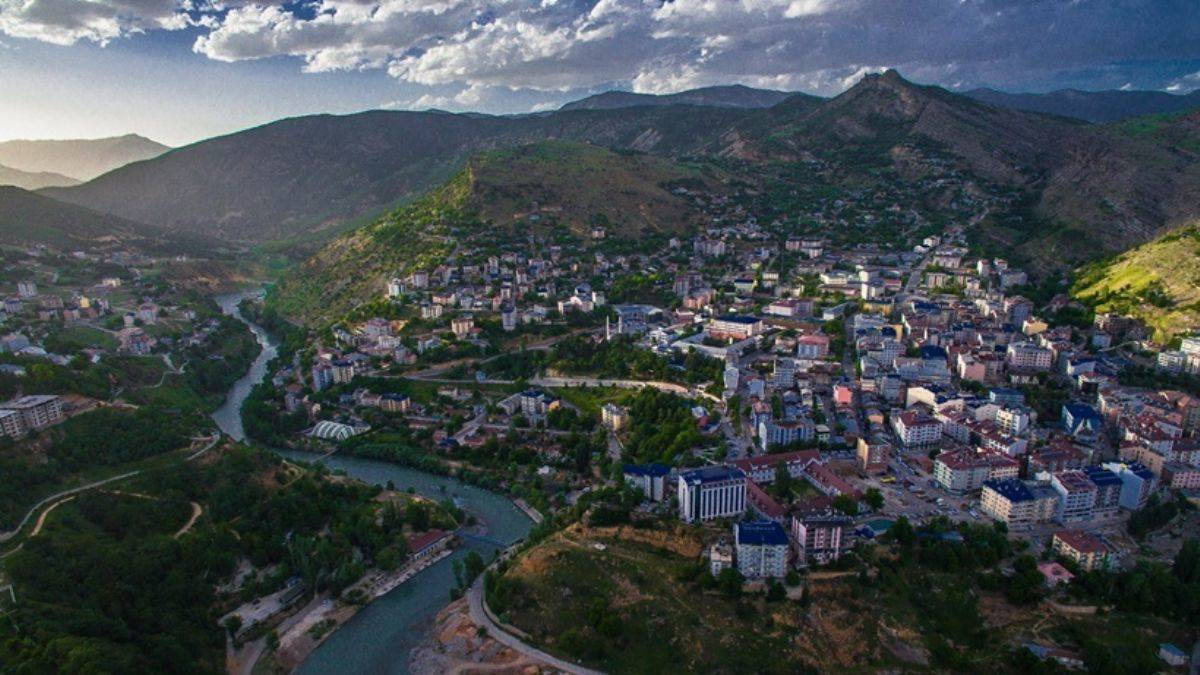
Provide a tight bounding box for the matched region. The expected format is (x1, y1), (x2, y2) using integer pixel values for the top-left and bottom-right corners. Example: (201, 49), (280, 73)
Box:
(0, 134), (169, 182)
(965, 87), (1200, 124)
(559, 84), (807, 111)
(0, 186), (221, 254)
(0, 163), (80, 190)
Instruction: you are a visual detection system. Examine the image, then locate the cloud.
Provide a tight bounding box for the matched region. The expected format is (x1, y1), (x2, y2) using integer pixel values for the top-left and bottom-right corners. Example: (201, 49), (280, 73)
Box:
(3, 0), (1199, 106)
(0, 0), (192, 45)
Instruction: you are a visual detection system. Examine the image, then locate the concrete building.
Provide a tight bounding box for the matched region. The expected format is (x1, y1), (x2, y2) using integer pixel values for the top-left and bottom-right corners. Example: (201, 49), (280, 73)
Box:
(735, 520), (790, 578)
(623, 463), (669, 502)
(856, 435), (891, 474)
(601, 403), (630, 431)
(791, 513), (851, 566)
(934, 449), (1019, 493)
(1100, 462), (1157, 510)
(1050, 470), (1097, 523)
(678, 466), (746, 523)
(1051, 530), (1112, 572)
(891, 410), (943, 448)
(0, 394), (63, 433)
(980, 479), (1059, 528)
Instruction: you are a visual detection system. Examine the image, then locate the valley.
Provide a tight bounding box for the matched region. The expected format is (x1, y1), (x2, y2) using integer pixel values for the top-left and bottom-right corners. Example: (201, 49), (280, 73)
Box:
(0, 66), (1199, 675)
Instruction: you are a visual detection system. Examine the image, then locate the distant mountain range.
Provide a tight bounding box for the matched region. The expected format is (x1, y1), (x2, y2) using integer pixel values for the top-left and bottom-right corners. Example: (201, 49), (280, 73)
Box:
(29, 73), (1200, 279)
(0, 186), (218, 254)
(559, 85), (804, 111)
(965, 87), (1200, 124)
(0, 134), (168, 182)
(0, 164), (79, 190)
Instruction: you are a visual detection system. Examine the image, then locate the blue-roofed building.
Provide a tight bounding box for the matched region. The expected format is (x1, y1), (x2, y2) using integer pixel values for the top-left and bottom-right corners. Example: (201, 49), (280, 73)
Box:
(623, 463), (671, 502)
(1062, 403), (1102, 443)
(1101, 462), (1158, 510)
(980, 478), (1059, 528)
(735, 520), (790, 578)
(989, 387), (1025, 407)
(1083, 466), (1123, 517)
(678, 466), (746, 522)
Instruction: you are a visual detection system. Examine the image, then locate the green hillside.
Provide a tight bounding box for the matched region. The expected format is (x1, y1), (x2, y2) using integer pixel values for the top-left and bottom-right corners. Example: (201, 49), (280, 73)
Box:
(1072, 223), (1200, 343)
(272, 141), (724, 324)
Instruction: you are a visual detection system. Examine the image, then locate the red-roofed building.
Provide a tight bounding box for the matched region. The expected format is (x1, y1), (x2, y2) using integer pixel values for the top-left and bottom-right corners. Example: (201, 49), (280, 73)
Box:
(727, 449), (820, 484)
(1051, 529), (1112, 572)
(407, 529), (451, 560)
(803, 462), (862, 499)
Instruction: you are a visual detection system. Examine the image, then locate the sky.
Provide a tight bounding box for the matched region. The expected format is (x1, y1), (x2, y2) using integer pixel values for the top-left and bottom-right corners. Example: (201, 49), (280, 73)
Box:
(1, 0), (1199, 146)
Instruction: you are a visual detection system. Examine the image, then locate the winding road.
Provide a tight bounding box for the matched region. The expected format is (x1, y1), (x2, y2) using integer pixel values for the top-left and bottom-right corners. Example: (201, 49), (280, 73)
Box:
(0, 434), (221, 545)
(466, 575), (604, 675)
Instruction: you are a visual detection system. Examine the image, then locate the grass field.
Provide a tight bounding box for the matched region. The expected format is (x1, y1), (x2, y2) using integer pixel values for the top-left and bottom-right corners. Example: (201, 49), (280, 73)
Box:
(1072, 223), (1200, 343)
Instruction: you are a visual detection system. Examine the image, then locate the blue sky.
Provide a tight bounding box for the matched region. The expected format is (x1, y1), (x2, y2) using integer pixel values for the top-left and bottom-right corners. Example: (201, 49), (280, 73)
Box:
(2, 0), (1198, 146)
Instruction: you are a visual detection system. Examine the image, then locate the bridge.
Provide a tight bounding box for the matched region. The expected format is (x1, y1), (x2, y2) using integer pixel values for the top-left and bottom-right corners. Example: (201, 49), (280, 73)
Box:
(457, 530), (508, 550)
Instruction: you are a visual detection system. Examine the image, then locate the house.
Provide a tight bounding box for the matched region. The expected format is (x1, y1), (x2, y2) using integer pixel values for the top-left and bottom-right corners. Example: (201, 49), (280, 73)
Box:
(677, 466), (746, 523)
(407, 529), (451, 560)
(623, 463), (669, 502)
(726, 449), (820, 484)
(1037, 561), (1074, 587)
(708, 540), (733, 576)
(1158, 643), (1188, 667)
(1062, 403), (1102, 443)
(0, 394), (63, 438)
(734, 520), (789, 578)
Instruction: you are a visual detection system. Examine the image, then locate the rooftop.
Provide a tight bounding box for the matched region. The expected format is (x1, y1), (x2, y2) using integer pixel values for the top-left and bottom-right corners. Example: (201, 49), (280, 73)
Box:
(736, 520), (789, 547)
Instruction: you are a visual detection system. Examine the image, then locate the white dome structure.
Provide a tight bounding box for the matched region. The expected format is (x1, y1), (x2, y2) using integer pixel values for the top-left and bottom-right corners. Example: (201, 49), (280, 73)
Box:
(309, 421), (358, 441)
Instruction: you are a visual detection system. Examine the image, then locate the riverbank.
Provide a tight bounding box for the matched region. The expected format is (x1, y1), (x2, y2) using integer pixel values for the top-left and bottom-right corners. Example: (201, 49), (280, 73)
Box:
(408, 596), (553, 674)
(271, 545), (457, 672)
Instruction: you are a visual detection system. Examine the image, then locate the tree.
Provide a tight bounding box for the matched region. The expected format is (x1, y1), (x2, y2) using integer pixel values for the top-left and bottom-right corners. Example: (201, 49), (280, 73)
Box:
(833, 494), (859, 516)
(863, 488), (884, 510)
(890, 516), (916, 546)
(1006, 555), (1045, 605)
(224, 615), (243, 638)
(716, 567), (744, 598)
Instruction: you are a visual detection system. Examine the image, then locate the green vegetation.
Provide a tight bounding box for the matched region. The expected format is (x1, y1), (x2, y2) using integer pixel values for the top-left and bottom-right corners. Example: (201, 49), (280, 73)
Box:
(1072, 223), (1200, 343)
(548, 335), (722, 386)
(0, 408), (189, 528)
(0, 446), (444, 672)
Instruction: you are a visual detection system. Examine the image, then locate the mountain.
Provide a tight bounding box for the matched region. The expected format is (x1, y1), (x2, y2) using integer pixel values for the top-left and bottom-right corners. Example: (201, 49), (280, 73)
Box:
(0, 164), (79, 190)
(0, 134), (169, 182)
(559, 85), (807, 111)
(39, 70), (1200, 269)
(44, 106), (746, 243)
(710, 70), (1200, 266)
(1072, 223), (1200, 343)
(966, 87), (1200, 124)
(0, 186), (219, 254)
(272, 141), (727, 323)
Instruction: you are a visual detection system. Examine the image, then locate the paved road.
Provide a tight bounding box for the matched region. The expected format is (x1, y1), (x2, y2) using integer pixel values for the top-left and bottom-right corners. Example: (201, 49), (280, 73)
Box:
(467, 575), (605, 675)
(0, 434), (221, 543)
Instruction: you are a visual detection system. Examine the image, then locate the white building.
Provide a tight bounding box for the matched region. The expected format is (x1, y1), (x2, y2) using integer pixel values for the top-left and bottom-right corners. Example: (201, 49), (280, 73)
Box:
(678, 466), (746, 523)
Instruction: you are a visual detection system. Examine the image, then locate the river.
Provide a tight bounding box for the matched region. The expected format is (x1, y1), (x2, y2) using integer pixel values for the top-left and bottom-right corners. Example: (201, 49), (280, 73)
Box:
(213, 289), (533, 674)
(213, 289), (278, 441)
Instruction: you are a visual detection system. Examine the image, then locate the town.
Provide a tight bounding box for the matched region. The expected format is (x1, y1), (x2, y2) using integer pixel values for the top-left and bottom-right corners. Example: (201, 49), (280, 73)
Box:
(236, 181), (1200, 671)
